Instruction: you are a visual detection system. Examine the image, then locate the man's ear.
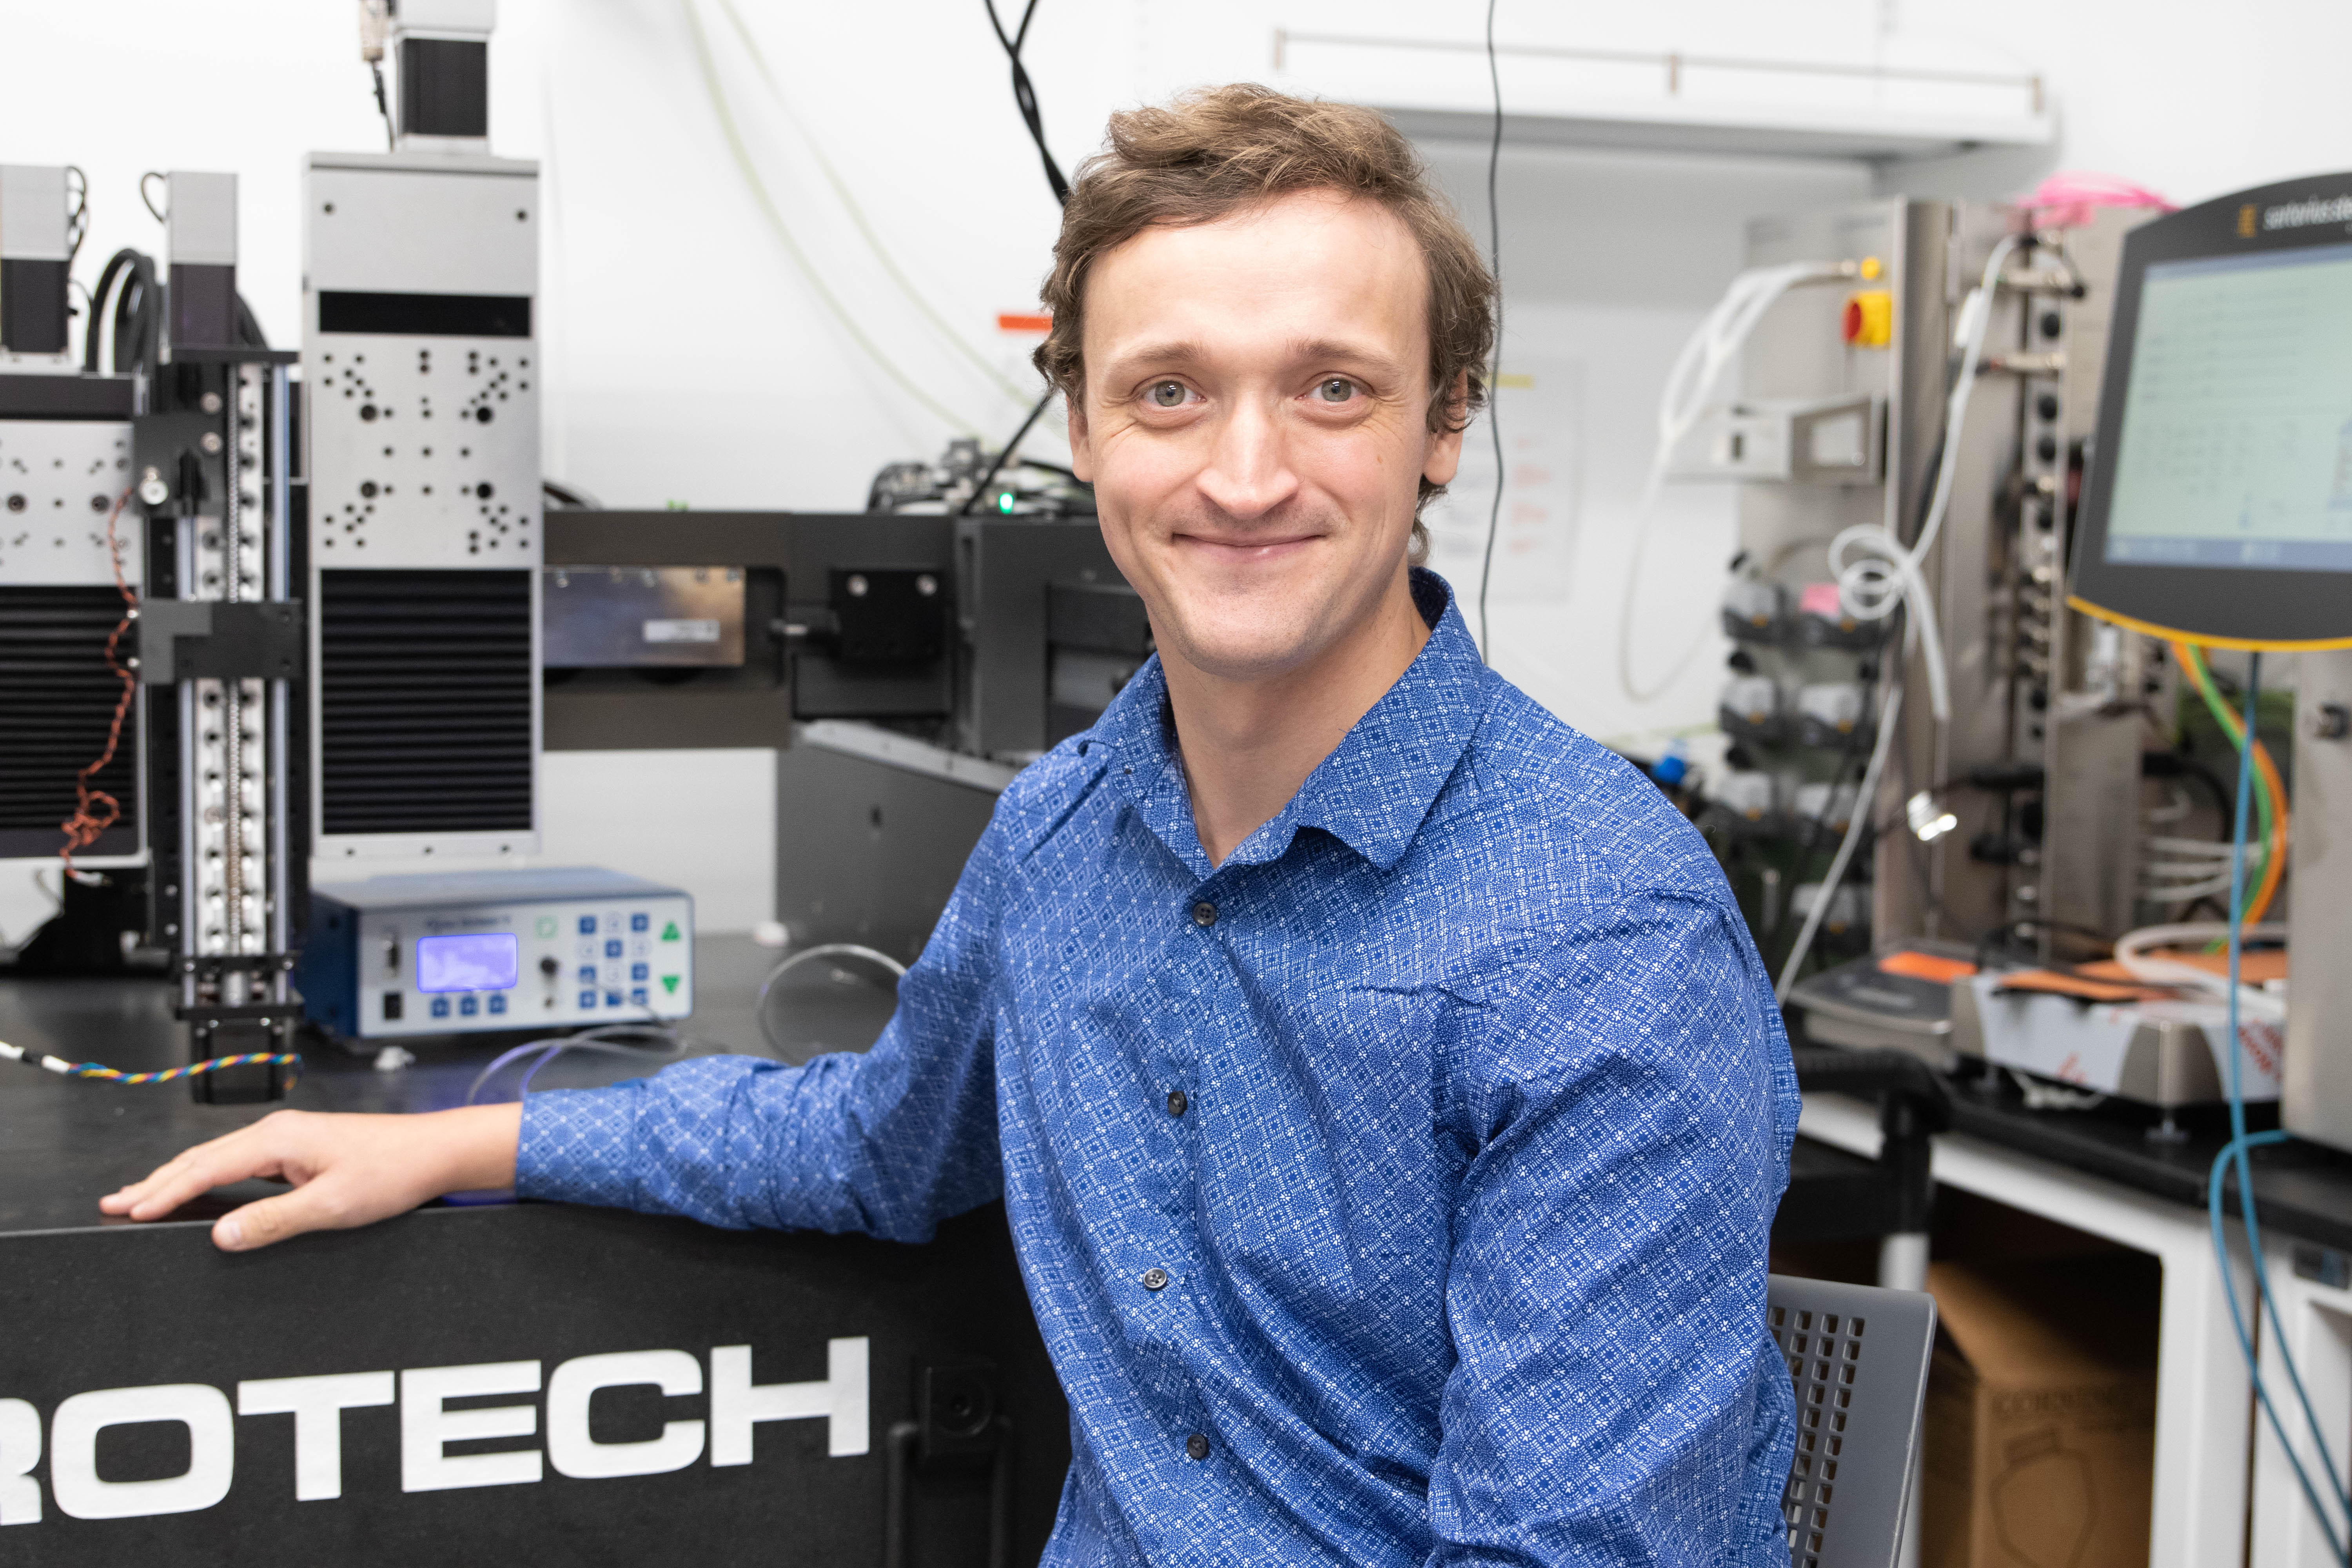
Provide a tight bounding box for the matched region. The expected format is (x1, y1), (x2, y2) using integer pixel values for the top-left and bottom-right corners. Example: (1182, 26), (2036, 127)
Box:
(1065, 388), (1094, 483)
(1421, 370), (1470, 487)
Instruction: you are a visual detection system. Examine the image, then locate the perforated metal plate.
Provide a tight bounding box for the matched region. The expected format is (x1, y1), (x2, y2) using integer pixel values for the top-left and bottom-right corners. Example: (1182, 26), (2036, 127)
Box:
(1766, 1275), (1936, 1568)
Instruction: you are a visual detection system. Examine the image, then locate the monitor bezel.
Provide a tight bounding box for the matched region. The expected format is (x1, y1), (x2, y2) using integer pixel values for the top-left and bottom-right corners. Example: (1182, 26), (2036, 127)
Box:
(2069, 173), (2352, 649)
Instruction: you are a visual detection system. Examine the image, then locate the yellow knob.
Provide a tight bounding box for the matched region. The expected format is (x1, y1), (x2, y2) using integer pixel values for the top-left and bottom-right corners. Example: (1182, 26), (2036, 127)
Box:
(1843, 290), (1894, 349)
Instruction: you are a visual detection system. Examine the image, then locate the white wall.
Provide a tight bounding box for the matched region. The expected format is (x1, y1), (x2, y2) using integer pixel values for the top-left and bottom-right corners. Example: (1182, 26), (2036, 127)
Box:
(4, 0), (2347, 939)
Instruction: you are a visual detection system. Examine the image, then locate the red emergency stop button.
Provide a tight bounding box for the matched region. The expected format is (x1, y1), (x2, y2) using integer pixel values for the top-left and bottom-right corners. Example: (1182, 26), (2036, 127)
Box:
(1843, 290), (1893, 348)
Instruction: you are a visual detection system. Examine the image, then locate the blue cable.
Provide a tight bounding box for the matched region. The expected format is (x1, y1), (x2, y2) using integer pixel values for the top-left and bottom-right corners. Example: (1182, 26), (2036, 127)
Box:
(2205, 651), (2351, 1563)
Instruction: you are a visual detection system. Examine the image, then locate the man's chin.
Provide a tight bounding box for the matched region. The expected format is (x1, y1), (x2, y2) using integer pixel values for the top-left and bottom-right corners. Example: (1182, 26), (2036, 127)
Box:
(1156, 604), (1329, 684)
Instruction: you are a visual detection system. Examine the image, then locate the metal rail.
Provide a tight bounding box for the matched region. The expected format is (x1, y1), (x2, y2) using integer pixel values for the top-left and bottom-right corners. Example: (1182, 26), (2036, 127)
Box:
(1272, 29), (2045, 114)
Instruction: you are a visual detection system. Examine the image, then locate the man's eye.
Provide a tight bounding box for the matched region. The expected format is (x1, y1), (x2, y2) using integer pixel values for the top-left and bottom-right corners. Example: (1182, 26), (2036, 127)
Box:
(1148, 381), (1189, 408)
(1314, 378), (1356, 403)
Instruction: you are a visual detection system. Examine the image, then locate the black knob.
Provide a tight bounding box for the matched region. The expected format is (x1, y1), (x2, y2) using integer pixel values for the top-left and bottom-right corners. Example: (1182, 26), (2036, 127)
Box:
(2035, 435), (2058, 463)
(539, 956), (560, 978)
(2039, 310), (2063, 339)
(2036, 392), (2060, 421)
(360, 403), (378, 421)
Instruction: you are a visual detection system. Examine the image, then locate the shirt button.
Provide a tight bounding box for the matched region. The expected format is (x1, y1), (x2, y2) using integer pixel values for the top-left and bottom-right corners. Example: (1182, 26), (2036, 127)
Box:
(1185, 1432), (1211, 1461)
(1191, 900), (1217, 928)
(1142, 1267), (1169, 1291)
(1166, 1089), (1188, 1117)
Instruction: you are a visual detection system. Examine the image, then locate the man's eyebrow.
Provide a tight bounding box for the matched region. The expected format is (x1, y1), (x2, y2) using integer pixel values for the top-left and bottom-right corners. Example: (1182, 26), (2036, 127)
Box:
(1283, 338), (1403, 370)
(1099, 338), (1407, 375)
(1099, 341), (1209, 374)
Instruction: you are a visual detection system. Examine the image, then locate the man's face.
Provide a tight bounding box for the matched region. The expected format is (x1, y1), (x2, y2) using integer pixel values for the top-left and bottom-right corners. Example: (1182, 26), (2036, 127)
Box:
(1068, 190), (1462, 684)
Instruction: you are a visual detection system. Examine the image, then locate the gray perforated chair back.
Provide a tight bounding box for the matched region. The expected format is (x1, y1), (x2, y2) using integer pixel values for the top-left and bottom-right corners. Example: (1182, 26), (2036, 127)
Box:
(1767, 1274), (1936, 1568)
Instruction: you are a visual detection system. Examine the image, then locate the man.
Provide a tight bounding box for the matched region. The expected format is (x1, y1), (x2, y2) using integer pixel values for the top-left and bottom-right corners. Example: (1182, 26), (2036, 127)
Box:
(106, 86), (1798, 1564)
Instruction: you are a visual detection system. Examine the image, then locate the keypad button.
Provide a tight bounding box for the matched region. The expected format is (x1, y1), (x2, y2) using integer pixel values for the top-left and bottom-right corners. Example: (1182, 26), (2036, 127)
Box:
(1191, 900), (1216, 928)
(578, 991), (597, 1009)
(604, 991), (623, 1008)
(1142, 1267), (1169, 1291)
(631, 962), (650, 982)
(630, 912), (650, 933)
(487, 994), (507, 1015)
(459, 996), (479, 1016)
(630, 986), (649, 1006)
(430, 997), (451, 1019)
(576, 915), (597, 935)
(577, 965), (596, 982)
(604, 938), (624, 958)
(1185, 1432), (1210, 1461)
(1167, 1090), (1188, 1118)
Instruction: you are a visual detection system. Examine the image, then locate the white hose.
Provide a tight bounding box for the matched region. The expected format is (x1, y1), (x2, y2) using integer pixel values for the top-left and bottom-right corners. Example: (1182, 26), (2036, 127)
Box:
(1775, 684), (1904, 1004)
(1621, 259), (1857, 705)
(1646, 260), (1857, 506)
(2140, 837), (2269, 904)
(1823, 234), (2024, 725)
(2113, 920), (2289, 1020)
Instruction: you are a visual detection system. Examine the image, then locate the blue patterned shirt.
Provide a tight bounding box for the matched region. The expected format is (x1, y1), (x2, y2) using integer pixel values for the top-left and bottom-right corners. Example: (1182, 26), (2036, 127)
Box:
(519, 570), (1799, 1565)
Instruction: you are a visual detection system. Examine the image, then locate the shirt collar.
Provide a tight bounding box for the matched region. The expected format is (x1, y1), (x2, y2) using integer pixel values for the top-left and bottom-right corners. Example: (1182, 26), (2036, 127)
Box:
(1091, 569), (1493, 880)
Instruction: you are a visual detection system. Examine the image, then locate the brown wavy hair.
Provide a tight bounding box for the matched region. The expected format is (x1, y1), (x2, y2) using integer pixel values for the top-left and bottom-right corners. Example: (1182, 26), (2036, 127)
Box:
(1036, 85), (1496, 552)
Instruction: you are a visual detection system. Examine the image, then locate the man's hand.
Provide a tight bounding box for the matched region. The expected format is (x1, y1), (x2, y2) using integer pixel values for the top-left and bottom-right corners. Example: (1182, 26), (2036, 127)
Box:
(98, 1103), (524, 1252)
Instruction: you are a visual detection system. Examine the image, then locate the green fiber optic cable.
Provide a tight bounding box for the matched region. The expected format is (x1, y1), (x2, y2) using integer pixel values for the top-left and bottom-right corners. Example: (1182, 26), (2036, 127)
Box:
(2178, 642), (2274, 869)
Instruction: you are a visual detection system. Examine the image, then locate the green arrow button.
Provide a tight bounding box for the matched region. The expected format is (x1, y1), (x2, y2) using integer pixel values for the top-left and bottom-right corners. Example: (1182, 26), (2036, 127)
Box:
(661, 975), (681, 994)
(660, 921), (681, 941)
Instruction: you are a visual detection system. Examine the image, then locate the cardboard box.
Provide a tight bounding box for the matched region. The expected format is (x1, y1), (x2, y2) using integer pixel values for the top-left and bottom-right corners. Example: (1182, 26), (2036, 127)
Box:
(1920, 1260), (2157, 1568)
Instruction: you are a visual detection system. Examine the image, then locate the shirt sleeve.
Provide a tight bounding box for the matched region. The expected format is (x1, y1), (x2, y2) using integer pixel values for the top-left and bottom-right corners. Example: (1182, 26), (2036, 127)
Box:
(512, 818), (1011, 1243)
(1427, 888), (1800, 1567)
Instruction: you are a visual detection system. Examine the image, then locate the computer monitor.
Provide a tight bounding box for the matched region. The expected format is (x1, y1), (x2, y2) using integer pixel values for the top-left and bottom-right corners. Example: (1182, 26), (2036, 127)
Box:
(2070, 173), (2352, 650)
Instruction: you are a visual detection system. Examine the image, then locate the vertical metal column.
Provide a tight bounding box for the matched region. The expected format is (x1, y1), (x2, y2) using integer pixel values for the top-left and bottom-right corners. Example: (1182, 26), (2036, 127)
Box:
(267, 363), (292, 1005)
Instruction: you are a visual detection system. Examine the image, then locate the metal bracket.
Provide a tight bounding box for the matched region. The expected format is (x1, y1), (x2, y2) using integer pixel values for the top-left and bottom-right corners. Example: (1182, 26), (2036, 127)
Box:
(884, 1360), (1014, 1568)
(137, 599), (305, 684)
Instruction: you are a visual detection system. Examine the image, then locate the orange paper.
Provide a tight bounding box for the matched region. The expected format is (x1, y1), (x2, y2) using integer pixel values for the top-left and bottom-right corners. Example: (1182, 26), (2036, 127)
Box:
(1878, 950), (1980, 985)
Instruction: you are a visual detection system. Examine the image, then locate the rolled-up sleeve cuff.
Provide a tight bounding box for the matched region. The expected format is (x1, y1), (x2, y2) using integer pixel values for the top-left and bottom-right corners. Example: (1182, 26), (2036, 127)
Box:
(514, 1085), (643, 1207)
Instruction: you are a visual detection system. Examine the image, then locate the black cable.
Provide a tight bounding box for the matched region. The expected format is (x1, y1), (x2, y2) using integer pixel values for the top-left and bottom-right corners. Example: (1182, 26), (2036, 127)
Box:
(971, 0), (1069, 508)
(541, 479), (604, 510)
(982, 0), (1069, 206)
(1475, 0), (1504, 665)
(234, 295), (269, 350)
(83, 249), (160, 375)
(960, 388), (1058, 514)
(82, 252), (132, 372)
(63, 166), (89, 270)
(371, 59), (397, 151)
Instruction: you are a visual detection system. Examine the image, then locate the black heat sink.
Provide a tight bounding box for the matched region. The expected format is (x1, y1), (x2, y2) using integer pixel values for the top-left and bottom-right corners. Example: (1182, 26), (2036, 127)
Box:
(0, 585), (140, 857)
(319, 568), (533, 835)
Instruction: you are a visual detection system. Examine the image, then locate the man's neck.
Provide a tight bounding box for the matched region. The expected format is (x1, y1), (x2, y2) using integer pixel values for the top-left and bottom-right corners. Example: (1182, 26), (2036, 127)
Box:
(1161, 570), (1432, 867)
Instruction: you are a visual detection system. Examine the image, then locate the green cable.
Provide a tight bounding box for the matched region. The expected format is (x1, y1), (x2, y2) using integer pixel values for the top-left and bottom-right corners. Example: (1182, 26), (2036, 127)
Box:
(715, 0), (1043, 414)
(2180, 643), (2274, 873)
(679, 0), (978, 435)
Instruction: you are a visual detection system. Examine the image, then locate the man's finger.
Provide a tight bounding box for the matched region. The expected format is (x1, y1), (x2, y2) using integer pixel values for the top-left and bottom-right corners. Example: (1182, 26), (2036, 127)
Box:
(103, 1123), (260, 1207)
(113, 1157), (253, 1222)
(213, 1183), (351, 1252)
(107, 1125), (294, 1221)
(101, 1150), (207, 1210)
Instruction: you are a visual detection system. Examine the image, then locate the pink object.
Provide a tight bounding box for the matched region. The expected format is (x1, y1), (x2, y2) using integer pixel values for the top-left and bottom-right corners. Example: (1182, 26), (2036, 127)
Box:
(1799, 582), (1845, 617)
(2022, 171), (2176, 230)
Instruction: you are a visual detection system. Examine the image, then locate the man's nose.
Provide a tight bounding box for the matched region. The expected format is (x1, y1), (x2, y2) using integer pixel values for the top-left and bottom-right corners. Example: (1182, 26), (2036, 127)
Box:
(1194, 398), (1299, 522)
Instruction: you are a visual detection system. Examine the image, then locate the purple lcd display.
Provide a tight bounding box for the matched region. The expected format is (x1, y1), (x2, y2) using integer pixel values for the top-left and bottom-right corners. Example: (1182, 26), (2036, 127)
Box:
(415, 932), (519, 994)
